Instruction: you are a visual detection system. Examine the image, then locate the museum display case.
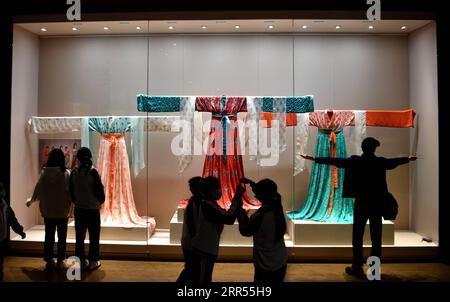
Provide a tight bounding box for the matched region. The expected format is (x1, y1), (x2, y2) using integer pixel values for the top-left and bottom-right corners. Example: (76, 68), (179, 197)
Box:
(8, 18), (439, 260)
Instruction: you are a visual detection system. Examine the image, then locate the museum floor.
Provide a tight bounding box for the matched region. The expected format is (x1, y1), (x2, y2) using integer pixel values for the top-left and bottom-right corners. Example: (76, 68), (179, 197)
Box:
(2, 257), (450, 282)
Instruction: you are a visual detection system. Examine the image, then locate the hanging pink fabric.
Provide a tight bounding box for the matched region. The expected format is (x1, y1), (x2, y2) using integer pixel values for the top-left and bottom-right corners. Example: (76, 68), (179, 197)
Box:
(97, 134), (150, 227)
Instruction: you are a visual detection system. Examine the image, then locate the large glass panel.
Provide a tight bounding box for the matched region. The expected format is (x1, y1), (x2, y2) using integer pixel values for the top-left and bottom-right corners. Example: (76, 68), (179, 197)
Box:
(9, 19), (439, 262)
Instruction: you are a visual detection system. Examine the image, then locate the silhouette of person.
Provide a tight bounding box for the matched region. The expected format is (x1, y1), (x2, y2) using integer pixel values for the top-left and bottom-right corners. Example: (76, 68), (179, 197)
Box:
(302, 137), (417, 279)
(177, 176), (203, 283)
(237, 178), (288, 284)
(27, 148), (72, 272)
(70, 147), (105, 272)
(0, 182), (26, 282)
(191, 176), (241, 283)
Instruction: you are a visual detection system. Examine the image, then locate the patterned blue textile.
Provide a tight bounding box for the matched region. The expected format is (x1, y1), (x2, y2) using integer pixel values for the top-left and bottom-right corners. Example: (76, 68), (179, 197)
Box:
(286, 96), (314, 113)
(88, 117), (131, 134)
(137, 94), (314, 113)
(137, 94), (181, 112)
(262, 96), (314, 113)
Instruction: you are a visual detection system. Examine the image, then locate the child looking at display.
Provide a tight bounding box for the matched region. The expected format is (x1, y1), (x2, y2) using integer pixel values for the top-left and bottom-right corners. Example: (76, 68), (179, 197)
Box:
(191, 176), (242, 283)
(177, 176), (203, 283)
(0, 182), (26, 281)
(237, 178), (288, 284)
(70, 147), (105, 272)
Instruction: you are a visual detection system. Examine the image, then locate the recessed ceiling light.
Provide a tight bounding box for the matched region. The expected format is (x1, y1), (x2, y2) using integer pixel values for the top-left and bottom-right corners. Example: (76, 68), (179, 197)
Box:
(72, 27), (78, 31)
(201, 25), (207, 29)
(401, 26), (407, 30)
(136, 26), (141, 30)
(335, 25), (341, 29)
(268, 25), (274, 29)
(168, 26), (174, 30)
(235, 25), (240, 29)
(40, 28), (47, 32)
(103, 26), (109, 30)
(368, 25), (374, 29)
(302, 25), (308, 29)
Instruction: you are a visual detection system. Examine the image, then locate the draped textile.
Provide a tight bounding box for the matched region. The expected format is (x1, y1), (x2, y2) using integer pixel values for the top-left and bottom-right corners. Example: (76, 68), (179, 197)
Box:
(88, 117), (153, 229)
(262, 97), (287, 153)
(178, 97), (196, 173)
(261, 96), (314, 113)
(289, 110), (356, 223)
(289, 109), (415, 223)
(196, 96), (260, 210)
(366, 110), (416, 128)
(347, 111), (367, 157)
(294, 113), (311, 176)
(246, 97), (263, 165)
(136, 94), (315, 172)
(262, 112), (298, 127)
(137, 94), (181, 112)
(137, 94), (314, 114)
(292, 110), (366, 176)
(264, 109), (416, 128)
(29, 117), (82, 133)
(28, 115), (185, 229)
(288, 129), (354, 223)
(29, 116), (176, 178)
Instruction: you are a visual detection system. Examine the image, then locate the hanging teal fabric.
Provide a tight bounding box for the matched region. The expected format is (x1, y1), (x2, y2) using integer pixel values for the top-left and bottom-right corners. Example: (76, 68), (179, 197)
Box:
(137, 94), (181, 112)
(87, 117), (145, 177)
(137, 94), (314, 113)
(286, 96), (314, 113)
(262, 97), (275, 112)
(261, 95), (314, 113)
(88, 117), (130, 168)
(88, 117), (131, 133)
(288, 128), (354, 223)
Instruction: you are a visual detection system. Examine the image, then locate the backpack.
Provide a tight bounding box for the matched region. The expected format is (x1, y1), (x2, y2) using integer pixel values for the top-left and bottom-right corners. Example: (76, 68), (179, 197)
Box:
(381, 192), (398, 220)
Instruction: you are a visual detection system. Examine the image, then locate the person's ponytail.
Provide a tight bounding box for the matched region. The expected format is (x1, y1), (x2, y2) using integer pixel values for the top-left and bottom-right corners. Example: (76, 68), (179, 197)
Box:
(76, 147), (93, 175)
(79, 159), (93, 175)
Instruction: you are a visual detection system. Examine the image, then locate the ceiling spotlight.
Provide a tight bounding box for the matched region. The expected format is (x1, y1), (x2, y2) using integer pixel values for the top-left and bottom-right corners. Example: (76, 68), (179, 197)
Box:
(136, 26), (141, 30)
(103, 26), (109, 30)
(235, 25), (240, 29)
(268, 25), (274, 29)
(72, 27), (78, 31)
(335, 25), (341, 29)
(168, 26), (174, 30)
(201, 25), (207, 29)
(368, 25), (374, 29)
(40, 28), (47, 32)
(401, 26), (407, 30)
(302, 25), (308, 29)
